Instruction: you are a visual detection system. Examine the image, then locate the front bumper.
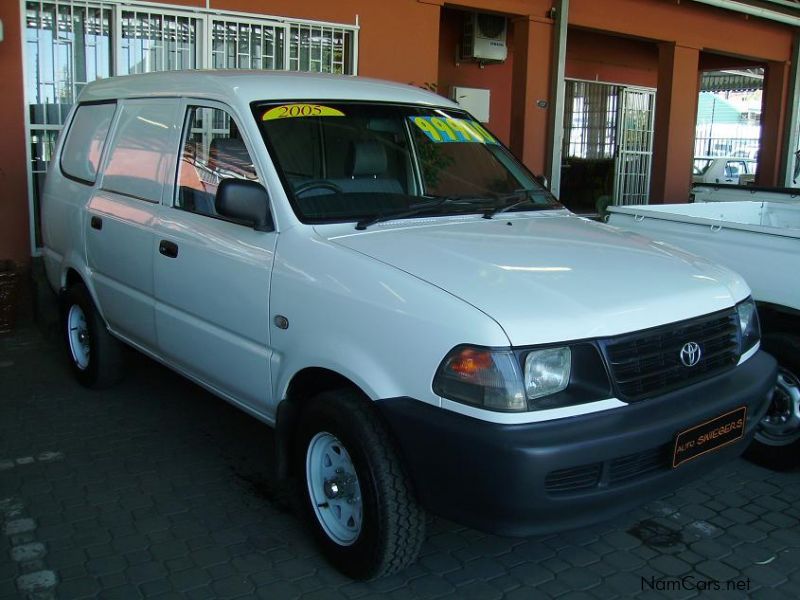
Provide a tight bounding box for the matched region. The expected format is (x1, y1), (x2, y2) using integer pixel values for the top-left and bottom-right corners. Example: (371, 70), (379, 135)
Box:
(377, 350), (777, 537)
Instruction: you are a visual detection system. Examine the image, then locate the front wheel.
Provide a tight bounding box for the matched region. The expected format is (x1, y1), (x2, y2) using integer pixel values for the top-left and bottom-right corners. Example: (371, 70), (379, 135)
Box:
(746, 333), (800, 470)
(62, 282), (124, 388)
(296, 389), (426, 579)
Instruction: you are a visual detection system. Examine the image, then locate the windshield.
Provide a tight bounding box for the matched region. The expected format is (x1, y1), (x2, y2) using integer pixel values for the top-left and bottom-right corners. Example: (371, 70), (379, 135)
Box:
(253, 102), (560, 224)
(693, 159), (712, 175)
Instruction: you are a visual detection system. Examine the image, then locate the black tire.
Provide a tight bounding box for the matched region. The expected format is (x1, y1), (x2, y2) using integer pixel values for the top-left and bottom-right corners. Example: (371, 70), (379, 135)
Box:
(62, 282), (124, 389)
(295, 389), (426, 580)
(745, 333), (800, 470)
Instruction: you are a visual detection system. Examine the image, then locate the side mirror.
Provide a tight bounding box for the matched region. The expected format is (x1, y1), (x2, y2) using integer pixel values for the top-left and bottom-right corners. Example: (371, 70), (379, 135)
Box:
(215, 178), (273, 232)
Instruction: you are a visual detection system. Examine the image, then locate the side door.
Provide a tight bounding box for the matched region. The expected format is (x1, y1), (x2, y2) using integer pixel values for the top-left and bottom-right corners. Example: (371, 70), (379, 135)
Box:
(87, 98), (182, 350)
(152, 101), (277, 414)
(723, 160), (745, 184)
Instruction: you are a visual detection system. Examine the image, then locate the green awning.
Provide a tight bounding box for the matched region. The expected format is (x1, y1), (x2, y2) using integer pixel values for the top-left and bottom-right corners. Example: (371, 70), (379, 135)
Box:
(701, 70), (764, 93)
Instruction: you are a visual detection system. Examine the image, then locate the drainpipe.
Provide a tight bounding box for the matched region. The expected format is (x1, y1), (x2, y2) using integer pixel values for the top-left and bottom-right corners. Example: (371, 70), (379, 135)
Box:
(781, 33), (800, 186)
(548, 0), (569, 198)
(690, 0), (800, 27)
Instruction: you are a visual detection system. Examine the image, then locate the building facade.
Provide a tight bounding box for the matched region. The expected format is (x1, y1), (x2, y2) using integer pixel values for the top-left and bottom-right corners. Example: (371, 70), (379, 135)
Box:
(1, 0), (797, 264)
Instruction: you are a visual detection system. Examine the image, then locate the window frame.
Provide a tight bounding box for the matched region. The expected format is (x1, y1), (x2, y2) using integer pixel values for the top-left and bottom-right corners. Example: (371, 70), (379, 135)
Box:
(98, 97), (182, 204)
(173, 101), (265, 228)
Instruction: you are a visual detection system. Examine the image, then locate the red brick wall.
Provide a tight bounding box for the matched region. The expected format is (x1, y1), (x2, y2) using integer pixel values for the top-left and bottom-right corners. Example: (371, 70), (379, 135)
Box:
(437, 7), (515, 145)
(0, 1), (31, 265)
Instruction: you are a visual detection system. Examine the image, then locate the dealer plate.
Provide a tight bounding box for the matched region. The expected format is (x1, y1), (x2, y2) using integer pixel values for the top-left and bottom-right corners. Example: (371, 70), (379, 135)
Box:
(672, 406), (747, 468)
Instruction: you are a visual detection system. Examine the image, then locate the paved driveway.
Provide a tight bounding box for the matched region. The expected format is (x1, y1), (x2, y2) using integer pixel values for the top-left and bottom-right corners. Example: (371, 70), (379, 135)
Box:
(2, 324), (800, 599)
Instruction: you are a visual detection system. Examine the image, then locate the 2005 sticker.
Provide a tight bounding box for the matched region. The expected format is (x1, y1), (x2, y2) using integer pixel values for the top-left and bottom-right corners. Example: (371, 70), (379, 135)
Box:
(410, 116), (497, 144)
(262, 104), (345, 121)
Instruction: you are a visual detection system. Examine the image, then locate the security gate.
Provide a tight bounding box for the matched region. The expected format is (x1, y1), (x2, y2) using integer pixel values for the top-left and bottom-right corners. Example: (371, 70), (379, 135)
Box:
(210, 17), (285, 70)
(613, 88), (656, 206)
(561, 80), (655, 213)
(117, 7), (200, 74)
(22, 0), (358, 250)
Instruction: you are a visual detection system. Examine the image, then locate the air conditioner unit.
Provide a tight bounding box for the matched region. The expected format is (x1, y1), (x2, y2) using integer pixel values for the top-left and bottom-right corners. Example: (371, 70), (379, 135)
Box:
(461, 12), (508, 63)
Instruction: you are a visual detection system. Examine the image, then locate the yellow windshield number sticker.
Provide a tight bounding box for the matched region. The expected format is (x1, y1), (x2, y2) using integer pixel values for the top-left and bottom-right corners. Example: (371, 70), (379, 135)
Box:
(262, 104), (345, 121)
(410, 116), (497, 144)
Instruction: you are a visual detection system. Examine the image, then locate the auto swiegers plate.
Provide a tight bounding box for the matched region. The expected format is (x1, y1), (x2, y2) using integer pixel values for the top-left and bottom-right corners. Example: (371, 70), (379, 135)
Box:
(673, 407), (747, 468)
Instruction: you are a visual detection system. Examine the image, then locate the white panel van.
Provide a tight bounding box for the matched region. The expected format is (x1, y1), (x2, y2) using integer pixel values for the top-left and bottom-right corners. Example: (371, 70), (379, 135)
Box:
(41, 71), (777, 579)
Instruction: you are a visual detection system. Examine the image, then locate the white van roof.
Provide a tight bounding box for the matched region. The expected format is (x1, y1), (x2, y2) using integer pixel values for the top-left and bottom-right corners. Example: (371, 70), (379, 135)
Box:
(79, 70), (454, 108)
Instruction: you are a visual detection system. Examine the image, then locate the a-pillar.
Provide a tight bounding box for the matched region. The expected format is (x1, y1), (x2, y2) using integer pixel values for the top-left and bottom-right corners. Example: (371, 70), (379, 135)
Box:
(759, 60), (790, 186)
(510, 15), (554, 176)
(650, 42), (700, 204)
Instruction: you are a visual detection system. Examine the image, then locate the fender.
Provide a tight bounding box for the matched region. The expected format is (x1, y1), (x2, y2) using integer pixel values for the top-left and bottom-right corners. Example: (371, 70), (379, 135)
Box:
(55, 251), (108, 321)
(272, 345), (432, 408)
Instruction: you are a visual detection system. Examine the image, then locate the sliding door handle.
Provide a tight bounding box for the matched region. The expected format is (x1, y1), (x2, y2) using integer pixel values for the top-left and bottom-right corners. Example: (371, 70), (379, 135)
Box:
(158, 240), (179, 259)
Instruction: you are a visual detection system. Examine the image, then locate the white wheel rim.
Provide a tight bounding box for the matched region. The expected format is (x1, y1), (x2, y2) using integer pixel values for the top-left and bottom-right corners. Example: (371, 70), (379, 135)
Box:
(756, 368), (800, 446)
(67, 304), (90, 370)
(306, 431), (363, 546)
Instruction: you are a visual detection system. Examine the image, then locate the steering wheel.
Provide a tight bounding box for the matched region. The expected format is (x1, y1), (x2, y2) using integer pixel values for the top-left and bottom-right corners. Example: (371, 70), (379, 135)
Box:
(294, 180), (343, 196)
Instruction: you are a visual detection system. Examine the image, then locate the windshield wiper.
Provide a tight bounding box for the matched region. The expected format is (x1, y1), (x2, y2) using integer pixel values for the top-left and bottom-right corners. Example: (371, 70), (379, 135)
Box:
(482, 189), (558, 219)
(355, 196), (495, 230)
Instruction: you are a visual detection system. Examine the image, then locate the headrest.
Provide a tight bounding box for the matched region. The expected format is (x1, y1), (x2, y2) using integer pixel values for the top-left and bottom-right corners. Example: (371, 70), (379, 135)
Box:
(348, 141), (388, 178)
(208, 138), (253, 175)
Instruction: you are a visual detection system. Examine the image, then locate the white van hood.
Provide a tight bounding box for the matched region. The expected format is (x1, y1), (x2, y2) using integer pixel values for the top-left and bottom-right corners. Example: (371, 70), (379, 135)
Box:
(322, 211), (750, 346)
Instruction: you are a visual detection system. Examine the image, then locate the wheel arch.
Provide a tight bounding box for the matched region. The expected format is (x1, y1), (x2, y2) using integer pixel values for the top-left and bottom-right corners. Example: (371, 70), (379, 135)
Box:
(274, 367), (370, 481)
(65, 267), (83, 290)
(59, 263), (108, 324)
(58, 266), (88, 311)
(757, 302), (800, 337)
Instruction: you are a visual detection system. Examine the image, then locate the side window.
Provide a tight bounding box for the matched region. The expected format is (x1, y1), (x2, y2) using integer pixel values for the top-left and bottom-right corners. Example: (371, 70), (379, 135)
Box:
(176, 106), (257, 217)
(103, 100), (179, 202)
(725, 161), (741, 178)
(60, 103), (116, 183)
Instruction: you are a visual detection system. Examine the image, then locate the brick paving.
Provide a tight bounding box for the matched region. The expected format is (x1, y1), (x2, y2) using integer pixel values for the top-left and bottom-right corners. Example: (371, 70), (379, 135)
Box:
(2, 322), (800, 599)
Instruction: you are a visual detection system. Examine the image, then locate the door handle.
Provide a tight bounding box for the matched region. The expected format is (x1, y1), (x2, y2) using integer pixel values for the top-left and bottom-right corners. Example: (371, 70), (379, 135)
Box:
(90, 216), (103, 230)
(158, 240), (179, 259)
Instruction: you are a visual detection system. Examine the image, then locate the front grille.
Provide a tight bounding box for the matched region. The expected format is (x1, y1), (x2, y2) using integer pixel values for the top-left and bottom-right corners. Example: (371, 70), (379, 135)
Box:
(609, 445), (671, 484)
(602, 310), (739, 401)
(545, 463), (602, 494)
(545, 444), (672, 496)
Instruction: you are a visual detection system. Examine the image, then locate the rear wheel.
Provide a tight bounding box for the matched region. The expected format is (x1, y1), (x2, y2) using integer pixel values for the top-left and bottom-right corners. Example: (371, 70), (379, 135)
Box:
(746, 333), (800, 470)
(296, 389), (426, 579)
(62, 282), (124, 388)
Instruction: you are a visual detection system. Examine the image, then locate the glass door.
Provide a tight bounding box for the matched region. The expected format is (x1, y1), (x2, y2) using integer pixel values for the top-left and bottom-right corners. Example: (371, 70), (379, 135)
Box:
(560, 80), (619, 214)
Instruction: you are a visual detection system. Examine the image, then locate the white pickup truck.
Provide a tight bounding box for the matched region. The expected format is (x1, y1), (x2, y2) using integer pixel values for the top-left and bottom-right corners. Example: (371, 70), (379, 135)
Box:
(692, 183), (800, 204)
(608, 199), (800, 468)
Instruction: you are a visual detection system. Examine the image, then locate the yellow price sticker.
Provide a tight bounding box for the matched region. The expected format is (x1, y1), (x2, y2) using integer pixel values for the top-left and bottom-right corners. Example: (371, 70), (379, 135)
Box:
(410, 116), (497, 144)
(262, 104), (345, 121)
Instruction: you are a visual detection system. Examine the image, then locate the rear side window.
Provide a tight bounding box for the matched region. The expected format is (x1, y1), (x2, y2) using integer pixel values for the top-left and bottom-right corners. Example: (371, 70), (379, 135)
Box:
(60, 103), (116, 183)
(102, 100), (179, 203)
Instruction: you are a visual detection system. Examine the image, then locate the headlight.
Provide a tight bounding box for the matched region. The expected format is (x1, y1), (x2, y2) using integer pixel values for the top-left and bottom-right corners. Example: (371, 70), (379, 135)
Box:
(524, 347), (571, 400)
(432, 346), (526, 412)
(736, 297), (760, 355)
(433, 344), (609, 412)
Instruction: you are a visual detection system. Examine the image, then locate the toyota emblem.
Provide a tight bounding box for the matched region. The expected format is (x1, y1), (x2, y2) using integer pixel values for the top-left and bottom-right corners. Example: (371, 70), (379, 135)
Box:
(680, 342), (702, 367)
